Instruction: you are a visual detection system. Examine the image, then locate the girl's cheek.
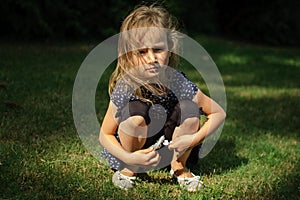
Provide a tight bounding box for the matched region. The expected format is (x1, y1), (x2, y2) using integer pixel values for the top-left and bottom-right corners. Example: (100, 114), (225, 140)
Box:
(163, 54), (170, 65)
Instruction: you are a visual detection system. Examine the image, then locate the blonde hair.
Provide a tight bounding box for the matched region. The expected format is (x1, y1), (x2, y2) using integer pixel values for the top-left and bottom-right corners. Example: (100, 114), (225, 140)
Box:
(109, 4), (180, 101)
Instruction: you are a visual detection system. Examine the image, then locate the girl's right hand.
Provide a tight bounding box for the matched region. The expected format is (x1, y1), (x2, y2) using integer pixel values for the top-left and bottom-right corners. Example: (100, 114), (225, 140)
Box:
(127, 147), (161, 167)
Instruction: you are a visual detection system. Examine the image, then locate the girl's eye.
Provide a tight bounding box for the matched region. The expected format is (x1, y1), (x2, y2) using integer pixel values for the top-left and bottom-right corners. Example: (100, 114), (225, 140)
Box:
(154, 48), (164, 52)
(138, 50), (147, 55)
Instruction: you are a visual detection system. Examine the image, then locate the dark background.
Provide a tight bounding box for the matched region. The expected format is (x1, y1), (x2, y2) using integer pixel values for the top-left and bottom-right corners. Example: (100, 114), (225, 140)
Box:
(1, 0), (299, 46)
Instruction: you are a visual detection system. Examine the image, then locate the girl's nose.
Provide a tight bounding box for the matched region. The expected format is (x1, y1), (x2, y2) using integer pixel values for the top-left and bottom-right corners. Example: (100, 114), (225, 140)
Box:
(146, 50), (156, 64)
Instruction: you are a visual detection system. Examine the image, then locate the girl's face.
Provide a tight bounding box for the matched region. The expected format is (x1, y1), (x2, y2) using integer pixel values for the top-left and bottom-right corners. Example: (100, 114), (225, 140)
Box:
(131, 30), (171, 79)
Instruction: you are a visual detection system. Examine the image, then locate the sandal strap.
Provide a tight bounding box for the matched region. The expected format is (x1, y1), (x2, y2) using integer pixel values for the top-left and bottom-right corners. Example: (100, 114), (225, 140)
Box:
(177, 175), (201, 184)
(170, 169), (203, 192)
(118, 171), (136, 183)
(170, 169), (199, 180)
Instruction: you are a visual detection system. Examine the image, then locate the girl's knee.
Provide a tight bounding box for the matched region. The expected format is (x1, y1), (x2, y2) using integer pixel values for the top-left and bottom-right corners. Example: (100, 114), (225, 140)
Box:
(118, 116), (147, 152)
(118, 100), (150, 139)
(180, 117), (200, 133)
(119, 115), (147, 138)
(177, 100), (200, 132)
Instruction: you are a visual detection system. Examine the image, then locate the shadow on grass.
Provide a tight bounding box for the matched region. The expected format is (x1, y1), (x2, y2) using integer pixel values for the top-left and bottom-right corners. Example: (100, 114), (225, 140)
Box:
(228, 92), (300, 138)
(136, 173), (177, 185)
(189, 139), (248, 175)
(269, 163), (300, 200)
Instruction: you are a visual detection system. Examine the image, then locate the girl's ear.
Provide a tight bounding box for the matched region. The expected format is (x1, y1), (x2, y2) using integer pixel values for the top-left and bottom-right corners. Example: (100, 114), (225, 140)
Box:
(167, 51), (171, 65)
(168, 51), (171, 59)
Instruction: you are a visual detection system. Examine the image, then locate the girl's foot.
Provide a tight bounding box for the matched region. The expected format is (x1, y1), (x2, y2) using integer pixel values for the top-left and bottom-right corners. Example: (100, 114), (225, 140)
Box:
(112, 171), (136, 190)
(170, 168), (203, 192)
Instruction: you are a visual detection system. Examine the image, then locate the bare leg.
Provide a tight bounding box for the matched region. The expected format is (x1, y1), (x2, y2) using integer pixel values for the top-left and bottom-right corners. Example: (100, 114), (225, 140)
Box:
(171, 117), (199, 177)
(118, 115), (147, 175)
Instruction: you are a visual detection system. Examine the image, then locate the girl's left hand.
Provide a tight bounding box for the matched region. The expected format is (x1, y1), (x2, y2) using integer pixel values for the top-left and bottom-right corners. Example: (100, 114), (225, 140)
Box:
(168, 134), (195, 152)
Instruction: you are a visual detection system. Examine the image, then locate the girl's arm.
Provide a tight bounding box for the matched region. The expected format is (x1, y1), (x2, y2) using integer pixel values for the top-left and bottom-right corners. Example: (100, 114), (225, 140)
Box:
(99, 101), (159, 166)
(191, 89), (226, 147)
(99, 101), (127, 160)
(169, 89), (226, 151)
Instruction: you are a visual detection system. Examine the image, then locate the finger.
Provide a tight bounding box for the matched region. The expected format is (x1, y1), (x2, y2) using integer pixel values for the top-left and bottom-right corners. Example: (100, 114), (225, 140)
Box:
(139, 147), (154, 154)
(151, 155), (161, 167)
(168, 142), (177, 150)
(147, 152), (161, 166)
(138, 150), (156, 165)
(145, 150), (158, 161)
(168, 145), (174, 150)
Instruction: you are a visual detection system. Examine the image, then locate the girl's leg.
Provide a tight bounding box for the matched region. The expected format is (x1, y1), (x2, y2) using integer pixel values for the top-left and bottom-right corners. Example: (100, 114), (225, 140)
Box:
(170, 100), (200, 177)
(117, 100), (149, 175)
(171, 116), (200, 177)
(118, 115), (147, 175)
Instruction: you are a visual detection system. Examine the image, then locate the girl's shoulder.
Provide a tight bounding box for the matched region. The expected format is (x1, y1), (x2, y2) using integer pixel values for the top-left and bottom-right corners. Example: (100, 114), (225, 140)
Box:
(110, 78), (136, 109)
(167, 69), (192, 83)
(168, 69), (198, 99)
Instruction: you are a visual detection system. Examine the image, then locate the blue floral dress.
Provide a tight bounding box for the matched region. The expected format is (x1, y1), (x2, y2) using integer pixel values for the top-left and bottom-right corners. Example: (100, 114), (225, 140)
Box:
(101, 69), (203, 170)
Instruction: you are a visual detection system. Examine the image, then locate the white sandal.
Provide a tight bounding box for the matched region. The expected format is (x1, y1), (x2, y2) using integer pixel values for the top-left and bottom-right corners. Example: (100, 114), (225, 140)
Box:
(170, 169), (203, 192)
(112, 171), (136, 190)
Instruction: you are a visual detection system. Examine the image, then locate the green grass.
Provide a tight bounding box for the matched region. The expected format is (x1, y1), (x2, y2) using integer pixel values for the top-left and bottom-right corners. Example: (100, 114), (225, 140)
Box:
(0, 38), (299, 199)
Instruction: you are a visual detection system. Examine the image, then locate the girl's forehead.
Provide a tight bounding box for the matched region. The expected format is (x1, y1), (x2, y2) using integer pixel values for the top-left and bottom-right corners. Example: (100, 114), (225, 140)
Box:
(139, 30), (168, 48)
(120, 28), (170, 52)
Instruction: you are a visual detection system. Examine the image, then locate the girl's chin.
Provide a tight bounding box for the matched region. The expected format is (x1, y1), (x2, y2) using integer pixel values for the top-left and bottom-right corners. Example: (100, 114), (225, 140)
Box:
(133, 70), (160, 80)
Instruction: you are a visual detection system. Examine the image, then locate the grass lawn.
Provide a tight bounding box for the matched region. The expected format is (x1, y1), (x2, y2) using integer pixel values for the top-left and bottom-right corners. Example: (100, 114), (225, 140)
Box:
(0, 37), (299, 199)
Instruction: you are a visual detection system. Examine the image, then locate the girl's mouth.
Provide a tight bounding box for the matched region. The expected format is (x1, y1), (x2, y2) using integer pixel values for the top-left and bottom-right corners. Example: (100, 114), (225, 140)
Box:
(146, 63), (159, 71)
(146, 67), (158, 71)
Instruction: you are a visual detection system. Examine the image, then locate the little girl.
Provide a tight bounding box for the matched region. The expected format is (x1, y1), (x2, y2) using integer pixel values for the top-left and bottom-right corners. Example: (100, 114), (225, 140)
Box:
(100, 4), (226, 192)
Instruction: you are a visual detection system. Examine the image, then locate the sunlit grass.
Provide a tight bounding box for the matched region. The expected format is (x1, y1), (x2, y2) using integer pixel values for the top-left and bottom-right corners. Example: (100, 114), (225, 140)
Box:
(0, 38), (299, 199)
